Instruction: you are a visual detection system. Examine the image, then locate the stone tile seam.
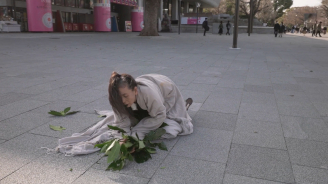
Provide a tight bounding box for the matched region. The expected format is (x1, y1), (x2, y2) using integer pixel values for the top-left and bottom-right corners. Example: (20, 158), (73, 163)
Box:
(222, 173), (290, 184)
(0, 101), (51, 123)
(147, 137), (182, 181)
(272, 78), (297, 184)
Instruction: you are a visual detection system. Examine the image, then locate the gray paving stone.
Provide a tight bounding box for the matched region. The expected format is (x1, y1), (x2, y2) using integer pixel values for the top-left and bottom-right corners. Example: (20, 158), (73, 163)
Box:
(0, 99), (49, 122)
(192, 76), (220, 85)
(180, 89), (210, 103)
(271, 76), (298, 84)
(201, 95), (241, 114)
(60, 89), (107, 103)
(226, 144), (294, 183)
(92, 138), (178, 179)
(183, 83), (216, 92)
(217, 79), (245, 88)
(1, 150), (101, 184)
(293, 164), (328, 184)
(277, 101), (321, 118)
(0, 92), (33, 106)
(223, 174), (285, 184)
(0, 112), (54, 140)
(0, 133), (56, 180)
(274, 90), (311, 103)
(78, 96), (112, 113)
(30, 112), (101, 138)
(295, 77), (324, 84)
(170, 127), (233, 163)
(211, 87), (244, 100)
(72, 168), (149, 184)
(242, 92), (276, 105)
(238, 103), (280, 122)
(243, 84), (274, 94)
(192, 110), (237, 131)
(233, 119), (286, 150)
(312, 101), (328, 116)
(246, 77), (272, 86)
(272, 83), (303, 92)
(0, 139), (6, 144)
(149, 155), (225, 184)
(281, 115), (328, 142)
(29, 81), (98, 102)
(286, 138), (328, 169)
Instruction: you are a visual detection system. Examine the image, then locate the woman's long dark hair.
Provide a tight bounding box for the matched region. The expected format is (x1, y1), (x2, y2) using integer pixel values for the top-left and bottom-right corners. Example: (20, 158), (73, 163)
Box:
(108, 71), (137, 118)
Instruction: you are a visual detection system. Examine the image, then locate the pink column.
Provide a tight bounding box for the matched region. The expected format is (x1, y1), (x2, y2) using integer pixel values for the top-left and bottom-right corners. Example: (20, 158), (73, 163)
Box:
(94, 3), (111, 32)
(131, 7), (144, 32)
(26, 0), (53, 32)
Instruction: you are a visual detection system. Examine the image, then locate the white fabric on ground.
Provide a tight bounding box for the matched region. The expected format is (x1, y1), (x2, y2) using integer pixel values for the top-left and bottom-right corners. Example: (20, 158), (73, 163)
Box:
(56, 74), (193, 156)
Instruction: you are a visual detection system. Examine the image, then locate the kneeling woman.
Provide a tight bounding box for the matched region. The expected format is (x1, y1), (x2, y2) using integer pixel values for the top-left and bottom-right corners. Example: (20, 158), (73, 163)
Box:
(56, 72), (193, 156)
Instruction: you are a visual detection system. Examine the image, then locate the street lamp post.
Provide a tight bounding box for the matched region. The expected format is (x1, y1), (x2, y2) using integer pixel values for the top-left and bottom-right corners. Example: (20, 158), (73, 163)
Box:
(232, 0), (240, 48)
(178, 0), (181, 34)
(196, 2), (200, 33)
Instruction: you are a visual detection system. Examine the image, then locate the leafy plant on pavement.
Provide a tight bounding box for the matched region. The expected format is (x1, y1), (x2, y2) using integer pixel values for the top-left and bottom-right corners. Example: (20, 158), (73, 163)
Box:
(48, 107), (80, 116)
(49, 125), (66, 132)
(95, 124), (168, 171)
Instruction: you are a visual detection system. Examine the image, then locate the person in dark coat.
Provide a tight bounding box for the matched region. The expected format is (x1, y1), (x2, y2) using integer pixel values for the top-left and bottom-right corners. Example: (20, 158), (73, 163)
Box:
(218, 21), (223, 35)
(202, 18), (209, 36)
(274, 21), (280, 37)
(278, 22), (285, 37)
(226, 21), (231, 35)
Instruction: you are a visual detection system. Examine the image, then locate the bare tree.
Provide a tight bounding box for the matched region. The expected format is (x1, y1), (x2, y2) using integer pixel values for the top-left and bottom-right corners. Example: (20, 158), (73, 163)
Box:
(321, 0), (328, 17)
(239, 0), (270, 31)
(139, 0), (160, 36)
(256, 0), (276, 26)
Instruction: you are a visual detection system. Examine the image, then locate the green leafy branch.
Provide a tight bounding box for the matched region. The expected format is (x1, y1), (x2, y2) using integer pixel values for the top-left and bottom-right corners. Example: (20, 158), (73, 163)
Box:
(48, 107), (80, 116)
(95, 123), (168, 171)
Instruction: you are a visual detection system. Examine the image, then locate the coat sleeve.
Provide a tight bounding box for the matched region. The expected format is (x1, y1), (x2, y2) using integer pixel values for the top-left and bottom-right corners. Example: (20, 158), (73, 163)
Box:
(130, 87), (166, 140)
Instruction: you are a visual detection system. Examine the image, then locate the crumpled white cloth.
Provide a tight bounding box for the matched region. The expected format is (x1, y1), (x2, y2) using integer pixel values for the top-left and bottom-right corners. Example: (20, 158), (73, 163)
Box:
(55, 110), (193, 156)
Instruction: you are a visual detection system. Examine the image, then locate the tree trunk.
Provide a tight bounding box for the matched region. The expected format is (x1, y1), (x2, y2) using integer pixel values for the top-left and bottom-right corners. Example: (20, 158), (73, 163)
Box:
(139, 0), (160, 36)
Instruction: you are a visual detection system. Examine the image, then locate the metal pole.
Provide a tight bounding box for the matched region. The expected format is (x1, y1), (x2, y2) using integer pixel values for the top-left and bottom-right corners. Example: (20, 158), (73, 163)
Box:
(232, 0), (240, 48)
(178, 0), (181, 34)
(250, 0), (253, 33)
(196, 6), (198, 33)
(248, 1), (250, 36)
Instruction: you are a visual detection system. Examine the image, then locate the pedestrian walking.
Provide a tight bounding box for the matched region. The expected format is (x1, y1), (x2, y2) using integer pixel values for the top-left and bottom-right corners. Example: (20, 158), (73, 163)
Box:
(278, 22), (285, 37)
(316, 22), (322, 37)
(312, 21), (317, 37)
(226, 21), (231, 35)
(218, 21), (223, 35)
(202, 18), (209, 36)
(302, 26), (307, 36)
(274, 21), (280, 37)
(323, 27), (327, 35)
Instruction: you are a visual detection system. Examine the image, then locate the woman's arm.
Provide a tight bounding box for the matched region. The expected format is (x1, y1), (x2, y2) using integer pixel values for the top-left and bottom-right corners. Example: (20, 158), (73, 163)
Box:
(130, 86), (166, 140)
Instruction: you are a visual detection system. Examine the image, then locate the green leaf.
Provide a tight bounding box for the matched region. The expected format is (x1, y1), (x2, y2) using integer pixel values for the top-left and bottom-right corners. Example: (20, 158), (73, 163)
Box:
(107, 125), (126, 133)
(64, 107), (71, 114)
(106, 159), (125, 171)
(160, 167), (165, 169)
(136, 133), (140, 140)
(69, 168), (73, 172)
(100, 143), (111, 153)
(49, 125), (66, 131)
(127, 153), (134, 161)
(65, 111), (80, 115)
(143, 128), (166, 142)
(123, 142), (133, 148)
(121, 144), (128, 155)
(48, 111), (64, 116)
(138, 141), (145, 149)
(146, 148), (156, 154)
(94, 139), (115, 149)
(159, 122), (168, 128)
(106, 140), (121, 164)
(133, 149), (152, 163)
(158, 142), (168, 151)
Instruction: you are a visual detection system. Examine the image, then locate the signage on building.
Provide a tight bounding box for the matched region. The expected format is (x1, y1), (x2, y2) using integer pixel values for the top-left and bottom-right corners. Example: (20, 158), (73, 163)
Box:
(125, 21), (132, 32)
(26, 0), (53, 32)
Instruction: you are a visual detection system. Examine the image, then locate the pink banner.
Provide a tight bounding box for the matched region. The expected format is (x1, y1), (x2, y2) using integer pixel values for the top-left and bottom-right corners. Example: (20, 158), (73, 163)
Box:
(26, 0), (53, 32)
(131, 9), (144, 32)
(94, 3), (111, 32)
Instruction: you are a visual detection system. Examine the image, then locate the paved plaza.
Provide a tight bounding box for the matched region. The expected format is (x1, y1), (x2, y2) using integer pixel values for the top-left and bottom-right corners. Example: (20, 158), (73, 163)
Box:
(0, 31), (328, 184)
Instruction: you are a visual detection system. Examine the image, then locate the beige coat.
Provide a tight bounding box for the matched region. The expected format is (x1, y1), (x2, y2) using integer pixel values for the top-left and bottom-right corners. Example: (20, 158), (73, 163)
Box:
(56, 74), (193, 155)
